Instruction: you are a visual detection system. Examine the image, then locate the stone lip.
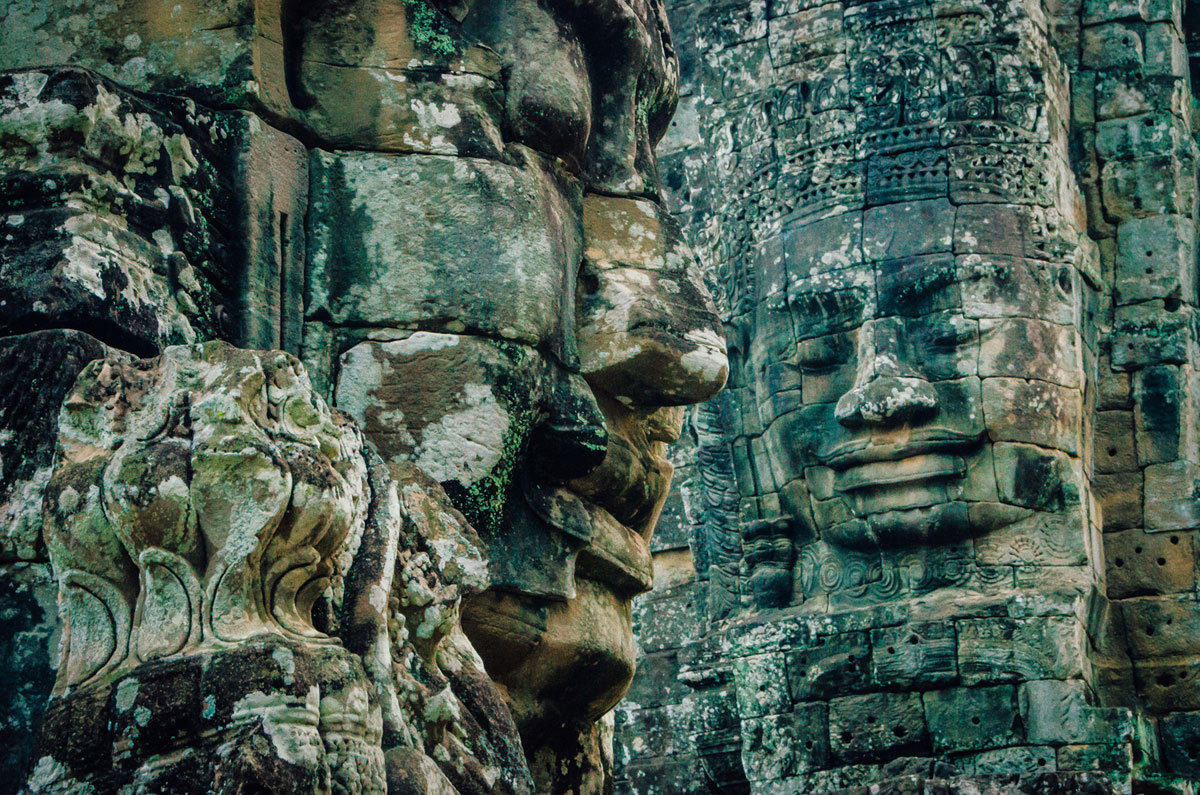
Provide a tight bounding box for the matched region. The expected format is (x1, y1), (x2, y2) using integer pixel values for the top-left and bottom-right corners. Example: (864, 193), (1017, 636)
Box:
(822, 434), (985, 472)
(834, 452), (968, 493)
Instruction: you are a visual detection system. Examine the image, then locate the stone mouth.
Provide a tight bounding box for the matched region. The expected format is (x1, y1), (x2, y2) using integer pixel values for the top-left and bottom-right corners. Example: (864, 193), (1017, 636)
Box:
(823, 433), (984, 471)
(520, 477), (654, 596)
(834, 452), (967, 493)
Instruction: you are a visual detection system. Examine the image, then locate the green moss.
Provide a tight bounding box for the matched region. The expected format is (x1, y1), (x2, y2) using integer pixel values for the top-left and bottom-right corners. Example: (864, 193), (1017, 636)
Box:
(458, 402), (536, 535)
(895, 266), (954, 305)
(403, 0), (462, 59)
(451, 341), (539, 535)
(1116, 316), (1185, 339)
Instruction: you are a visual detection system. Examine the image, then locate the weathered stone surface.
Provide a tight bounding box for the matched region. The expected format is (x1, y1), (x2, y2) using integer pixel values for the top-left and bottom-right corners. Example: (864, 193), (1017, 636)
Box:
(2, 2), (732, 793)
(307, 149), (582, 349)
(0, 564), (58, 788)
(620, 0), (1200, 786)
(7, 0), (1200, 789)
(829, 692), (928, 764)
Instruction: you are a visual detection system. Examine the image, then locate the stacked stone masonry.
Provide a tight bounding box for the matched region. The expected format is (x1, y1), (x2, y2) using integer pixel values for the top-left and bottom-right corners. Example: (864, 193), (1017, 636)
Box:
(616, 0), (1200, 790)
(0, 0), (1197, 793)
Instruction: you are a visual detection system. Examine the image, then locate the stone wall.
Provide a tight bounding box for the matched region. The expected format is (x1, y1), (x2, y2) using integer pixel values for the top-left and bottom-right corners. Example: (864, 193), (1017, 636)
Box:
(616, 0), (1200, 790)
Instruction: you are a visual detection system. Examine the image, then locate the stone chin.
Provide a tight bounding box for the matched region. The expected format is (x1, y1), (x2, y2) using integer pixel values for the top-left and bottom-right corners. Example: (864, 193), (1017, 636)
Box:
(463, 446), (665, 736)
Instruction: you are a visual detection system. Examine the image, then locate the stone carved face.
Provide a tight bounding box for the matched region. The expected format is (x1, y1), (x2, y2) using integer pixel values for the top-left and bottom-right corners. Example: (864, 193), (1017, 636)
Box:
(756, 218), (1088, 552)
(758, 218), (1089, 554)
(5, 0), (726, 784)
(281, 0), (729, 759)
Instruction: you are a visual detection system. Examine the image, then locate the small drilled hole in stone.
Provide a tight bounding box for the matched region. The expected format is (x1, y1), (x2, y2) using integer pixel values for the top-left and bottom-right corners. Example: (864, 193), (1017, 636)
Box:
(1171, 536), (1181, 544)
(1135, 546), (1143, 554)
(841, 731), (853, 743)
(1114, 558), (1125, 567)
(970, 716), (981, 726)
(805, 740), (815, 749)
(1158, 557), (1167, 566)
(1037, 758), (1047, 767)
(887, 646), (896, 654)
(893, 726), (908, 738)
(1146, 625), (1156, 636)
(1167, 617), (1174, 625)
(1158, 673), (1173, 686)
(867, 716), (877, 724)
(1107, 447), (1118, 457)
(908, 636), (920, 645)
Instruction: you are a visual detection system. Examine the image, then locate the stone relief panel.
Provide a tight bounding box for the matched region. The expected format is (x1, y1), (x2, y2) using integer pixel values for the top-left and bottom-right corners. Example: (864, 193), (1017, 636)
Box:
(0, 0), (727, 793)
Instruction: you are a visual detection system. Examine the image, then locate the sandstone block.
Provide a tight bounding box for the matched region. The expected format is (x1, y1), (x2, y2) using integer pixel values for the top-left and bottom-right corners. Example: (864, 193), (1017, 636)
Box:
(870, 623), (957, 690)
(1020, 679), (1133, 746)
(1144, 461), (1200, 531)
(786, 632), (873, 701)
(925, 685), (1020, 753)
(1118, 595), (1200, 659)
(1094, 471), (1145, 531)
(741, 704), (830, 780)
(733, 652), (792, 718)
(1105, 528), (1195, 598)
(829, 692), (928, 763)
(956, 617), (1083, 684)
(1116, 215), (1196, 307)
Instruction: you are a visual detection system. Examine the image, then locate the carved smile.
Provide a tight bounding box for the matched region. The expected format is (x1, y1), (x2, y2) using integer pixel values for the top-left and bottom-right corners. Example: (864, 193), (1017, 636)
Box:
(834, 452), (967, 493)
(823, 433), (985, 471)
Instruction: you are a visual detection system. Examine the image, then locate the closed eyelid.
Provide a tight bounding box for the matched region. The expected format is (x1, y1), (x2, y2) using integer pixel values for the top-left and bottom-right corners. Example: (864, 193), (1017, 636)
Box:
(796, 339), (854, 370)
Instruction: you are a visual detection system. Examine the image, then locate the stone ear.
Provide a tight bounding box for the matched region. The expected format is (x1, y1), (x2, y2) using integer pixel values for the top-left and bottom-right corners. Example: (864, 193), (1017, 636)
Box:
(45, 343), (366, 692)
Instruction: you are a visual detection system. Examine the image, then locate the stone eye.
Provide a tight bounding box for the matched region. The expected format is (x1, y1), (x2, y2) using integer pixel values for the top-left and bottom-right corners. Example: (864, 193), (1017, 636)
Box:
(796, 350), (840, 375)
(926, 324), (975, 350)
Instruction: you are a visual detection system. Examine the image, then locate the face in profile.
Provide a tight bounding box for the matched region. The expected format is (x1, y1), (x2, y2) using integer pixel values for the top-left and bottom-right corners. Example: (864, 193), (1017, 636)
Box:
(750, 213), (1087, 555)
(282, 0), (730, 752)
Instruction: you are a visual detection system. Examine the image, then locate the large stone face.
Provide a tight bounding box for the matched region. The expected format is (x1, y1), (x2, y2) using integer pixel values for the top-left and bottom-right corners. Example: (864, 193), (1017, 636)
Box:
(614, 0), (1200, 790)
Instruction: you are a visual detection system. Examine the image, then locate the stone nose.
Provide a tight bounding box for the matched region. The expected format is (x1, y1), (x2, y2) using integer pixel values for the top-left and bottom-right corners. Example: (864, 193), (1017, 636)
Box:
(834, 375), (938, 428)
(528, 367), (609, 482)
